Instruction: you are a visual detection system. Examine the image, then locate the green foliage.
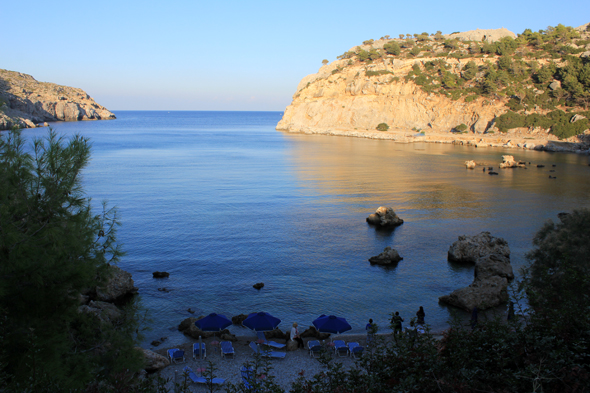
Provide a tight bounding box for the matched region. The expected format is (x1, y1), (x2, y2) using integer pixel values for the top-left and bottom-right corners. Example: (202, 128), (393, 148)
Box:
(321, 59), (328, 65)
(376, 123), (389, 131)
(454, 123), (468, 131)
(365, 70), (393, 77)
(462, 61), (478, 80)
(383, 41), (401, 56)
(495, 109), (590, 138)
(0, 128), (142, 391)
(362, 39), (374, 45)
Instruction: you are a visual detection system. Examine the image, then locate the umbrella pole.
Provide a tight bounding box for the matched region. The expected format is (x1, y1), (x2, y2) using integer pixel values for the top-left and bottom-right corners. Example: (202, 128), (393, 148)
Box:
(199, 335), (203, 376)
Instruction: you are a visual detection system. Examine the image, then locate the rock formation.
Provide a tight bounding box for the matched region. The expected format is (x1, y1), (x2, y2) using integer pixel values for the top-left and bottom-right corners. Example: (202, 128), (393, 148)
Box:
(440, 233), (513, 311)
(447, 232), (511, 264)
(499, 155), (526, 168)
(465, 160), (476, 169)
(95, 265), (138, 302)
(0, 68), (115, 130)
(369, 246), (403, 265)
(366, 206), (404, 228)
(135, 347), (170, 373)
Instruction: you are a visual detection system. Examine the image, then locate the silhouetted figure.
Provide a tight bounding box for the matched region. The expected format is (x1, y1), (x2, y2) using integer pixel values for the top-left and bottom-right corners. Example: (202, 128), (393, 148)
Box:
(416, 306), (425, 325)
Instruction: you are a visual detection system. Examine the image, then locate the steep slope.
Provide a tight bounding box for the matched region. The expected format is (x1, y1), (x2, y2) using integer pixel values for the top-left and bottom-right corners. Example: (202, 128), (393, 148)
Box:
(277, 25), (590, 152)
(0, 69), (115, 130)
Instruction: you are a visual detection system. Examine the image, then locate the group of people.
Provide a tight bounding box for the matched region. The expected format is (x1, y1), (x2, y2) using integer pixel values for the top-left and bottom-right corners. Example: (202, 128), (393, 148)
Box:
(365, 306), (427, 340)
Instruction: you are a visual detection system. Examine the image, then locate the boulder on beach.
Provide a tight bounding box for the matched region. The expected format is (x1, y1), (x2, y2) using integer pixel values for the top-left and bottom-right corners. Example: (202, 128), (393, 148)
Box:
(232, 314), (248, 325)
(368, 247), (403, 265)
(178, 316), (230, 339)
(264, 328), (287, 340)
(366, 206), (404, 228)
(300, 326), (330, 340)
(136, 347), (170, 373)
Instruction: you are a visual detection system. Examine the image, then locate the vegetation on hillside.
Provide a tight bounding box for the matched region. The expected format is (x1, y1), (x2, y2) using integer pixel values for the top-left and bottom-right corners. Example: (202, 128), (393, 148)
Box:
(335, 24), (590, 139)
(0, 128), (145, 392)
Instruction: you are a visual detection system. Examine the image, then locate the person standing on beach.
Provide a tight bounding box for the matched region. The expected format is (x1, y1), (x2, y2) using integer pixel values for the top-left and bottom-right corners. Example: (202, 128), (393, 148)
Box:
(390, 312), (404, 336)
(416, 306), (425, 325)
(291, 322), (304, 349)
(366, 318), (377, 345)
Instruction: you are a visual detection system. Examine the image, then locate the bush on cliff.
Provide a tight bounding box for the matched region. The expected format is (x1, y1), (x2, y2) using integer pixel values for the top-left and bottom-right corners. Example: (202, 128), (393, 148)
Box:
(0, 128), (144, 391)
(376, 123), (389, 131)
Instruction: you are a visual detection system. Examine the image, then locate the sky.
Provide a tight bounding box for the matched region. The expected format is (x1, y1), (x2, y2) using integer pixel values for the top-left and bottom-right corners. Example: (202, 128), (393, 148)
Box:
(2, 0), (589, 111)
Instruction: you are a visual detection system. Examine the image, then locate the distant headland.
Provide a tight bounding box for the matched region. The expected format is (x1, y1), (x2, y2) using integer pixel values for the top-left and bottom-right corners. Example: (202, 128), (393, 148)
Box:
(277, 24), (590, 154)
(0, 68), (115, 130)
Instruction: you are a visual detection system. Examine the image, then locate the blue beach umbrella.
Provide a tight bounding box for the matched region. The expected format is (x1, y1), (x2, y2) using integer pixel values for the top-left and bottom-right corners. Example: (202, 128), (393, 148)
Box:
(243, 312), (282, 332)
(195, 313), (232, 331)
(312, 314), (352, 334)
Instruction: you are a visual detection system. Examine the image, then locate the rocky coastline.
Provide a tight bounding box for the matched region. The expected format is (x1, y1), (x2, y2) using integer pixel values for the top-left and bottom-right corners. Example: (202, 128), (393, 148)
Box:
(277, 125), (590, 155)
(0, 68), (116, 130)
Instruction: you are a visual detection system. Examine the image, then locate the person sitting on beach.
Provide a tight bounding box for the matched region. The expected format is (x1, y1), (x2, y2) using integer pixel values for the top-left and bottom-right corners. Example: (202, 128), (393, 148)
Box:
(416, 306), (425, 325)
(291, 322), (304, 349)
(390, 312), (404, 336)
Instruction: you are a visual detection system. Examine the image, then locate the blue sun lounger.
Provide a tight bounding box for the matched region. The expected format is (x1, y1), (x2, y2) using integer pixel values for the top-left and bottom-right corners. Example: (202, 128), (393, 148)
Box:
(193, 342), (206, 359)
(220, 341), (235, 359)
(256, 331), (286, 348)
(308, 340), (321, 358)
(183, 366), (225, 385)
(167, 348), (185, 363)
(333, 340), (348, 357)
(348, 342), (364, 359)
(249, 341), (286, 359)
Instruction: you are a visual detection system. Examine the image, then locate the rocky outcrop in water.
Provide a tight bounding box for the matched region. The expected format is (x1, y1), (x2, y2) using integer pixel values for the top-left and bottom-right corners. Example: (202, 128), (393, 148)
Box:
(440, 233), (513, 311)
(367, 206), (404, 228)
(0, 68), (115, 130)
(369, 246), (403, 265)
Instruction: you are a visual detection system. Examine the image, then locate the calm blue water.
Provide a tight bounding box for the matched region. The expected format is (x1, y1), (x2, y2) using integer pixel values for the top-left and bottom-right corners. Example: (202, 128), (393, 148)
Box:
(25, 111), (590, 347)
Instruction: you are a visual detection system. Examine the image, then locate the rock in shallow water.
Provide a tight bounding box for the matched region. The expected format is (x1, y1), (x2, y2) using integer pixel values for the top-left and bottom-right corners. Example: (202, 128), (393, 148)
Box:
(368, 247), (403, 265)
(366, 206), (404, 228)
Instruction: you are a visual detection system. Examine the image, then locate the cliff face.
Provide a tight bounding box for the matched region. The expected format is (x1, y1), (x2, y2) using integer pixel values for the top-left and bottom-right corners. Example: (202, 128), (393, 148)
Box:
(0, 69), (116, 130)
(276, 26), (590, 151)
(277, 57), (506, 135)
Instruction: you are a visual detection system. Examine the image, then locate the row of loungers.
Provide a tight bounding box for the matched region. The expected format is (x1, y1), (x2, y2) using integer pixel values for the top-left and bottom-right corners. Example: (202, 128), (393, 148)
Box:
(308, 340), (364, 358)
(168, 340), (288, 364)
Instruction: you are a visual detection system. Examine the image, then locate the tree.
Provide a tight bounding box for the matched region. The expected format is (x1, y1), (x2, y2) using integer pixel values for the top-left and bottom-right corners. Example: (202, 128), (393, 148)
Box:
(321, 59), (329, 66)
(0, 128), (141, 390)
(384, 41), (401, 56)
(376, 123), (389, 131)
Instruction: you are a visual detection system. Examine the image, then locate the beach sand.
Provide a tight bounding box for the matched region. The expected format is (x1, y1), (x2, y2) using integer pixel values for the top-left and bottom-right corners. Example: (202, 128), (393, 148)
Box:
(153, 333), (374, 391)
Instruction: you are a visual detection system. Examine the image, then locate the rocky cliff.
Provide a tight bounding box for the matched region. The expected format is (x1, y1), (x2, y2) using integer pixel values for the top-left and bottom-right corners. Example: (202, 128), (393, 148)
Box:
(277, 25), (590, 153)
(0, 69), (116, 130)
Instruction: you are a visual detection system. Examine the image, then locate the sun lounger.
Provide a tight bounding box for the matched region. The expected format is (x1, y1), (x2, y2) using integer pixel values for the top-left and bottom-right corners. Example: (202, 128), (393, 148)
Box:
(192, 342), (206, 359)
(257, 331), (286, 348)
(183, 366), (225, 385)
(348, 342), (364, 359)
(333, 340), (348, 357)
(308, 340), (321, 358)
(167, 348), (185, 363)
(249, 341), (287, 359)
(220, 341), (235, 359)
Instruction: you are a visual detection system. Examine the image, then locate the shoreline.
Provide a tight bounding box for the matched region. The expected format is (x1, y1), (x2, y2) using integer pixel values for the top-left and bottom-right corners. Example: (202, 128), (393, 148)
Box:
(277, 126), (590, 155)
(151, 331), (441, 390)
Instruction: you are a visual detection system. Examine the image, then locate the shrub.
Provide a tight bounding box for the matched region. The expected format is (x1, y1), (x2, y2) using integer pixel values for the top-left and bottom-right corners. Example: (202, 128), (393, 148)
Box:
(454, 123), (468, 132)
(365, 70), (393, 77)
(376, 123), (389, 131)
(384, 41), (401, 55)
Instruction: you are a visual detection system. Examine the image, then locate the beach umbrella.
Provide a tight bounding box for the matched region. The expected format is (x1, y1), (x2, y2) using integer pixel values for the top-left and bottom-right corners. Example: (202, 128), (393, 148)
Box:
(312, 314), (352, 334)
(194, 313), (232, 361)
(242, 312), (281, 332)
(194, 313), (232, 332)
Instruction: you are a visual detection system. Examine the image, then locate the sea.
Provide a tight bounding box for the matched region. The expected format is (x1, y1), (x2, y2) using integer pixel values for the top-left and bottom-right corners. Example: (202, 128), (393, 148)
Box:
(24, 111), (590, 347)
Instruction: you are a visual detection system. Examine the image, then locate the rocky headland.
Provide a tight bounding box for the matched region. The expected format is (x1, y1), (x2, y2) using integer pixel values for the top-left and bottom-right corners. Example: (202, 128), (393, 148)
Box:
(0, 69), (115, 130)
(277, 24), (590, 154)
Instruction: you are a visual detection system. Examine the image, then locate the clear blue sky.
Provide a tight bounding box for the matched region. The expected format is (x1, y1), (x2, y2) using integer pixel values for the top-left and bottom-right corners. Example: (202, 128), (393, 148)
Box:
(2, 0), (588, 111)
